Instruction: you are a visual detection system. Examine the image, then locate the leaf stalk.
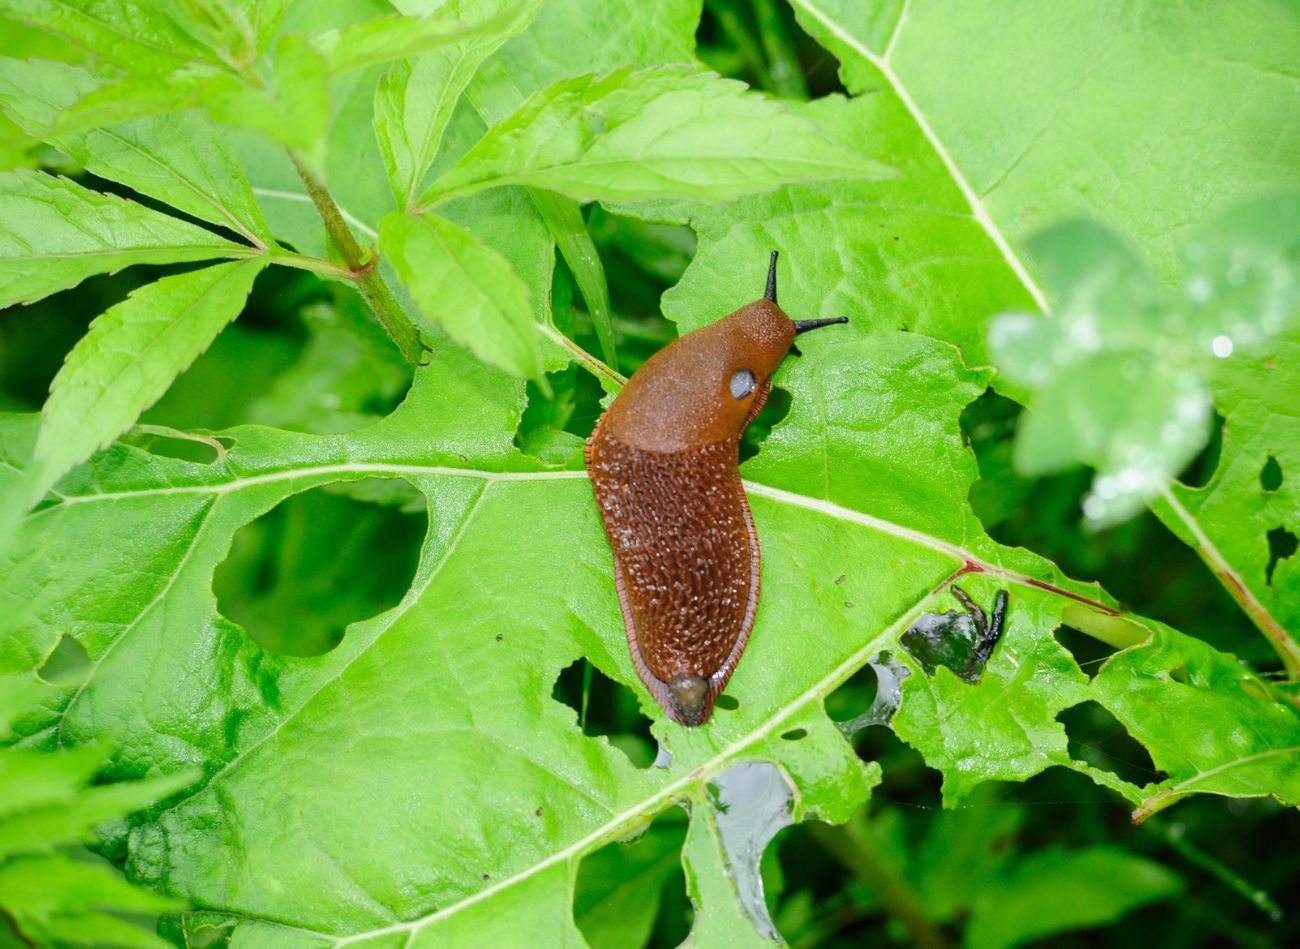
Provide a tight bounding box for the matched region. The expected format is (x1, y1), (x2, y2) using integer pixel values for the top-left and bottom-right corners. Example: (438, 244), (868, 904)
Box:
(289, 152), (425, 365)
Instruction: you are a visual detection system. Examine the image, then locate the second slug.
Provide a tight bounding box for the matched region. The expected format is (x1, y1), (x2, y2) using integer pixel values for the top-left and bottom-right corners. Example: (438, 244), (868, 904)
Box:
(585, 253), (847, 726)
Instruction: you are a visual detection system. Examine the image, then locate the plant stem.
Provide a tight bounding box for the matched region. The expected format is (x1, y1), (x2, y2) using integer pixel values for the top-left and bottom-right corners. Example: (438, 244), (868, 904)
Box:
(267, 253), (352, 279)
(809, 818), (949, 949)
(288, 152), (424, 365)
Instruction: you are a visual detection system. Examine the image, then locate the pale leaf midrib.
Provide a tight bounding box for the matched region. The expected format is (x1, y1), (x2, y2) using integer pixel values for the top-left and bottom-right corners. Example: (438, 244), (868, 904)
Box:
(787, 0), (1049, 313)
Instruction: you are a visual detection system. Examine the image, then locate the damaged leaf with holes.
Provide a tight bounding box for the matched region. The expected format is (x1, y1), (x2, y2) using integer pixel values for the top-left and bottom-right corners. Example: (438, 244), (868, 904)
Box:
(1, 0), (1299, 947)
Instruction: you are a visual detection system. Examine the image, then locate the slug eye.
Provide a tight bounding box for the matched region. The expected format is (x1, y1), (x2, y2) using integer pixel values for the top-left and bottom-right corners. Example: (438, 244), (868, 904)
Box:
(729, 369), (757, 400)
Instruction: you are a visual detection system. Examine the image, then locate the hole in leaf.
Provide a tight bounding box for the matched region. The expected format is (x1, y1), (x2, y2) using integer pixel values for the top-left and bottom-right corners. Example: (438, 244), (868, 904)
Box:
(1053, 625), (1117, 680)
(739, 385), (791, 464)
(573, 809), (690, 948)
(715, 694), (740, 711)
(551, 659), (655, 768)
(1057, 701), (1164, 787)
(36, 633), (91, 686)
(827, 652), (910, 738)
(1168, 664), (1189, 684)
(516, 366), (603, 467)
(781, 728), (808, 741)
(1260, 455), (1282, 492)
(851, 726), (944, 810)
(214, 480), (425, 657)
(1178, 410), (1225, 489)
(1265, 527), (1297, 587)
(825, 659), (879, 723)
(122, 426), (232, 465)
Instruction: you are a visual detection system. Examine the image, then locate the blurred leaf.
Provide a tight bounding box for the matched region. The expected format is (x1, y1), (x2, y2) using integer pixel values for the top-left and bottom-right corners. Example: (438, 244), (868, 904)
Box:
(28, 257), (266, 504)
(0, 697), (198, 948)
(315, 5), (525, 74)
(5, 0), (215, 73)
(966, 847), (1182, 949)
(421, 65), (892, 207)
(991, 200), (1298, 527)
(0, 168), (252, 309)
(202, 34), (331, 171)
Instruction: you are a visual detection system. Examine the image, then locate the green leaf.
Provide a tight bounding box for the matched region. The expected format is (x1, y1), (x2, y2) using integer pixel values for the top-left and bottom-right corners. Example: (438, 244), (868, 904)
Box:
(28, 257), (267, 505)
(316, 2), (532, 75)
(1153, 322), (1300, 675)
(44, 65), (217, 137)
(201, 34), (331, 171)
(5, 0), (215, 73)
(464, 56), (620, 370)
(380, 210), (545, 384)
(373, 0), (542, 208)
(0, 698), (198, 949)
(420, 65), (892, 208)
(990, 202), (1298, 528)
(0, 57), (272, 244)
(0, 168), (251, 309)
(3, 320), (1292, 942)
(788, 0), (1300, 288)
(965, 847), (1182, 949)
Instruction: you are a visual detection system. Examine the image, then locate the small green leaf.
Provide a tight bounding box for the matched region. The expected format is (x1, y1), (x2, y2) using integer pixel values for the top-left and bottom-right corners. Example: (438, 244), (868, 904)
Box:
(1014, 351), (1211, 524)
(46, 65), (217, 136)
(0, 57), (272, 244)
(30, 257), (267, 504)
(5, 0), (214, 73)
(0, 705), (197, 949)
(420, 65), (892, 207)
(380, 210), (545, 384)
(201, 34), (330, 172)
(989, 205), (1298, 528)
(374, 0), (542, 207)
(316, 6), (522, 75)
(0, 168), (250, 309)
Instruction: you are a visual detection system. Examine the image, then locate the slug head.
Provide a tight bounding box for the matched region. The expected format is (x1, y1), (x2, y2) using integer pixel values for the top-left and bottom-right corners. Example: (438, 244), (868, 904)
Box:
(603, 253), (847, 452)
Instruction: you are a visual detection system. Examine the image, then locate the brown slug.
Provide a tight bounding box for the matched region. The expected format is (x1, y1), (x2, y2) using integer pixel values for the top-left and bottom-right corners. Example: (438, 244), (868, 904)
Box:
(585, 253), (847, 726)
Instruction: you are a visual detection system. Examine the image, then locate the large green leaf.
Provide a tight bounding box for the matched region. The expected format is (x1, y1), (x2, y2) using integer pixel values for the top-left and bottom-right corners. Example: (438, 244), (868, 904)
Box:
(787, 0), (1299, 287)
(3, 320), (1295, 942)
